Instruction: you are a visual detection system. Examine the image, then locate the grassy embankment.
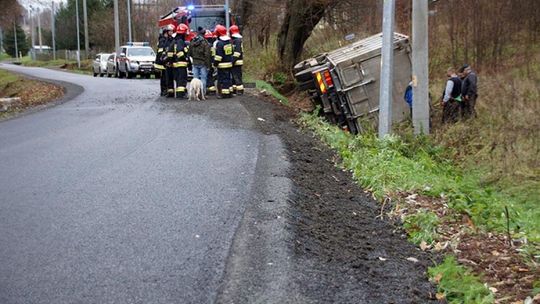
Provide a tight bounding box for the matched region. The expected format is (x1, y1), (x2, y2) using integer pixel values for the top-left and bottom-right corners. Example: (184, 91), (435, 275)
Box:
(19, 56), (93, 75)
(0, 69), (64, 118)
(245, 32), (539, 302)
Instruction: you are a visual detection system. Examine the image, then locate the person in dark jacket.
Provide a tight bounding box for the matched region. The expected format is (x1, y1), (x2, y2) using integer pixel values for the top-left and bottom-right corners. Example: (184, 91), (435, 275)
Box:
(213, 24), (234, 98)
(460, 64), (478, 119)
(404, 81), (413, 118)
(441, 67), (462, 124)
(204, 30), (217, 95)
(230, 25), (244, 95)
(188, 28), (212, 94)
(166, 23), (189, 98)
(155, 29), (170, 96)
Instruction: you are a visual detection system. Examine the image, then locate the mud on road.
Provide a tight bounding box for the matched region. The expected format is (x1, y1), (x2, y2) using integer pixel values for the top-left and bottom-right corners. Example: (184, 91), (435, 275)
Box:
(238, 93), (438, 304)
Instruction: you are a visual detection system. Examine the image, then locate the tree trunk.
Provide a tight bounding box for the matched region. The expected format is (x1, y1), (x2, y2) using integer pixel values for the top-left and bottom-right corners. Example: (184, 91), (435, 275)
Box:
(277, 0), (330, 71)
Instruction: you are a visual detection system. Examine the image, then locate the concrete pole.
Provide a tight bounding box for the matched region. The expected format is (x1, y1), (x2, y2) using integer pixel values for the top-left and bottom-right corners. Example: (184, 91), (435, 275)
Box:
(378, 0), (396, 138)
(83, 0), (89, 58)
(37, 8), (43, 50)
(114, 0), (120, 52)
(127, 0), (132, 42)
(412, 0), (430, 134)
(13, 22), (18, 60)
(30, 7), (35, 48)
(75, 0), (81, 68)
(51, 1), (56, 60)
(225, 0), (230, 35)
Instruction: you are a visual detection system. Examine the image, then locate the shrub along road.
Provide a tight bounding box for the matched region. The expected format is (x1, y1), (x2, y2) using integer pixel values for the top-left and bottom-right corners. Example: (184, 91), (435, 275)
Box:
(0, 64), (435, 303)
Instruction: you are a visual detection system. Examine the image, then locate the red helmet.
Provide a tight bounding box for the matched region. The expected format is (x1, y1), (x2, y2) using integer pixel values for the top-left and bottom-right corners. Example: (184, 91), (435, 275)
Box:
(214, 24), (227, 37)
(176, 23), (189, 35)
(204, 30), (214, 39)
(229, 25), (240, 35)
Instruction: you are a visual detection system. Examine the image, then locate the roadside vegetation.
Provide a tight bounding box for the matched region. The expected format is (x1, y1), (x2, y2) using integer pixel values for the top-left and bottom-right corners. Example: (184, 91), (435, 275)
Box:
(0, 69), (64, 119)
(242, 1), (539, 301)
(19, 56), (93, 75)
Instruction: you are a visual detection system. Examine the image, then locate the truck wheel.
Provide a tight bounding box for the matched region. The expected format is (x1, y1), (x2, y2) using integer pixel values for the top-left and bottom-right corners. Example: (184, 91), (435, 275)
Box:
(127, 71), (134, 79)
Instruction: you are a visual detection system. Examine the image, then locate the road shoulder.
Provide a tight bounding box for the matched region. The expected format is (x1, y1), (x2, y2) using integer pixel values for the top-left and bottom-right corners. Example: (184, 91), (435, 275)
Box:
(219, 93), (437, 303)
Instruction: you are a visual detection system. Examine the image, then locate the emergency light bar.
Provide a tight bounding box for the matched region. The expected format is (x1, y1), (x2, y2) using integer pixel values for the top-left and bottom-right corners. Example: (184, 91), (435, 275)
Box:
(126, 42), (150, 47)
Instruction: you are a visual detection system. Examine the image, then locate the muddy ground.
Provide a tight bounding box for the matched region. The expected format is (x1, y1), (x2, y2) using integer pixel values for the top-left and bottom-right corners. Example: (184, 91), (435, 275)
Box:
(238, 92), (438, 303)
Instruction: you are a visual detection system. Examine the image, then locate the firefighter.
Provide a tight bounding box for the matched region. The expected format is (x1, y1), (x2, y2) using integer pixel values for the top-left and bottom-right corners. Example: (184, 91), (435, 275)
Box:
(213, 24), (233, 98)
(204, 30), (217, 95)
(230, 25), (244, 95)
(155, 27), (170, 96)
(162, 24), (175, 97)
(167, 23), (190, 98)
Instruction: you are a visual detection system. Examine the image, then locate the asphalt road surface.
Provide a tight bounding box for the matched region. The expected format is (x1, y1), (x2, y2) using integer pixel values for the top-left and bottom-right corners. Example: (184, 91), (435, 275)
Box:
(0, 65), (292, 304)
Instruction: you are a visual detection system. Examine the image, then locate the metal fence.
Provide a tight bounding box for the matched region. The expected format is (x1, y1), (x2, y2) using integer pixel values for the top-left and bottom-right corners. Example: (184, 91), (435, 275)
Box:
(30, 49), (96, 61)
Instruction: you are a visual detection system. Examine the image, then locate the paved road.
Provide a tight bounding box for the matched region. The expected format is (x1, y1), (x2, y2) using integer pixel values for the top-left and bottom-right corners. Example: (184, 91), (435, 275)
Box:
(0, 64), (291, 303)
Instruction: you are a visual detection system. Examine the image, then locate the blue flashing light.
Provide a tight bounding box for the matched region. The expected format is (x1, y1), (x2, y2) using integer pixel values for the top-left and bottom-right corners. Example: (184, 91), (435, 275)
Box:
(187, 4), (195, 10)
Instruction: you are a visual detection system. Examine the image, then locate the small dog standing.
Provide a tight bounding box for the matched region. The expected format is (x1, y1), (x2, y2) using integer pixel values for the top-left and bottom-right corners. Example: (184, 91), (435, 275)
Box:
(188, 78), (205, 101)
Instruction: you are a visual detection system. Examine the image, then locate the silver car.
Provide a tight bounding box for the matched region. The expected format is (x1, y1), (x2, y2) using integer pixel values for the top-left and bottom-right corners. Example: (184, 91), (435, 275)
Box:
(106, 53), (117, 77)
(92, 53), (110, 77)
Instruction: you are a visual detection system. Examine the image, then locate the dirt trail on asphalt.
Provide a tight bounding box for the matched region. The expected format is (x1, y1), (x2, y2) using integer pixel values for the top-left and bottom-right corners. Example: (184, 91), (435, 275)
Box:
(238, 93), (437, 303)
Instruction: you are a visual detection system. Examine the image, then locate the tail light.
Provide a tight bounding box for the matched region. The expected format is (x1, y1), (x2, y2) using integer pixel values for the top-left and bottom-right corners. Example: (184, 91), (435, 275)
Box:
(323, 70), (333, 87)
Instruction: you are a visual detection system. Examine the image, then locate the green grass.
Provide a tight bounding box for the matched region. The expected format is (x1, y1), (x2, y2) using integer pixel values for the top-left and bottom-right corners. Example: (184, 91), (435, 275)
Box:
(403, 210), (440, 245)
(0, 52), (12, 61)
(429, 256), (494, 304)
(299, 112), (540, 248)
(256, 80), (289, 105)
(0, 69), (21, 91)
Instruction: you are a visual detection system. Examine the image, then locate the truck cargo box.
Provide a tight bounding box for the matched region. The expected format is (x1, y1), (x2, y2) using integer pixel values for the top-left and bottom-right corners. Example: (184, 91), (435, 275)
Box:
(295, 32), (412, 133)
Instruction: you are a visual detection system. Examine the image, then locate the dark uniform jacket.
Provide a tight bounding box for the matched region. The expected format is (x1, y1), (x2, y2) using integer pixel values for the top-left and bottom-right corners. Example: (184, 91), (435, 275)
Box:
(167, 36), (189, 68)
(231, 36), (243, 66)
(214, 36), (234, 69)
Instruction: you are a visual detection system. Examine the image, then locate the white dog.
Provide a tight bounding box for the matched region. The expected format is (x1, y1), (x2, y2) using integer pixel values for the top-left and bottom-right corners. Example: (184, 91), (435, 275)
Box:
(188, 78), (205, 101)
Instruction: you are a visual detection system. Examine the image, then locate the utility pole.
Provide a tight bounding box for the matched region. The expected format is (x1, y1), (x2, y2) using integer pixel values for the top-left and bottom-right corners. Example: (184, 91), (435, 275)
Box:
(114, 0), (120, 53)
(412, 0), (430, 134)
(75, 0), (81, 68)
(0, 27), (3, 55)
(225, 0), (230, 35)
(51, 1), (56, 60)
(37, 8), (42, 50)
(30, 7), (35, 48)
(378, 0), (396, 138)
(13, 21), (18, 60)
(83, 0), (89, 58)
(127, 0), (132, 42)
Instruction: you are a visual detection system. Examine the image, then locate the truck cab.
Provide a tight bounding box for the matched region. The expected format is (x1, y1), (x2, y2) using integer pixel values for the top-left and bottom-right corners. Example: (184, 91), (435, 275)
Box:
(158, 5), (238, 41)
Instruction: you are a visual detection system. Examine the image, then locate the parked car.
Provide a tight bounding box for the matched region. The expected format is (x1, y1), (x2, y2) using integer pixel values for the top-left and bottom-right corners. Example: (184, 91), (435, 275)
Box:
(116, 42), (157, 79)
(92, 53), (111, 77)
(106, 53), (117, 77)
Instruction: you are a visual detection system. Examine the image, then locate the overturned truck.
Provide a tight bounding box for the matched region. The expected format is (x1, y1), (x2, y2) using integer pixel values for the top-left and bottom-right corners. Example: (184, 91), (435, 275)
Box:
(294, 33), (412, 134)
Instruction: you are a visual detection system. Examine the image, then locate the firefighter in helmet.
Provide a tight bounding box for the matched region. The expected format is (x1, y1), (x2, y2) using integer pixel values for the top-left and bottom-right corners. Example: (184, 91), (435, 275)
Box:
(167, 23), (190, 98)
(155, 26), (172, 96)
(204, 30), (217, 95)
(213, 24), (233, 98)
(229, 25), (244, 95)
(162, 24), (175, 97)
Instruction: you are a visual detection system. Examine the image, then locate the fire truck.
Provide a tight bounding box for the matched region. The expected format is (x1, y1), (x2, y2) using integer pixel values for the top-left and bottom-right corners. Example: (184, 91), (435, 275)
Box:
(158, 4), (238, 41)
